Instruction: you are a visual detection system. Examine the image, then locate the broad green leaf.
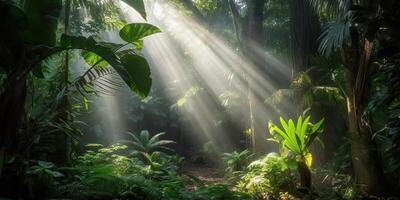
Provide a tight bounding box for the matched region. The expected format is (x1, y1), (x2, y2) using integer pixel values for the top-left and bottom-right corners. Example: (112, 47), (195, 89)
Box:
(287, 119), (301, 152)
(288, 119), (296, 141)
(119, 23), (161, 47)
(279, 117), (289, 134)
(296, 116), (303, 134)
(120, 54), (152, 97)
(60, 34), (152, 97)
(270, 120), (299, 153)
(270, 125), (299, 153)
(288, 119), (296, 136)
(81, 51), (109, 68)
(296, 116), (304, 148)
(121, 0), (146, 19)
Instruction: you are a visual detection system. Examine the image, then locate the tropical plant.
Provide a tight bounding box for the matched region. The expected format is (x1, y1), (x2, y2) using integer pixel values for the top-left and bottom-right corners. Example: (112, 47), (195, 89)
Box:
(268, 115), (324, 189)
(122, 130), (176, 154)
(222, 149), (254, 175)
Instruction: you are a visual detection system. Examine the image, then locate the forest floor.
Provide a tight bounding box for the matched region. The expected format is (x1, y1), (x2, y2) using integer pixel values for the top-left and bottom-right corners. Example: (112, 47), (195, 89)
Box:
(182, 164), (225, 189)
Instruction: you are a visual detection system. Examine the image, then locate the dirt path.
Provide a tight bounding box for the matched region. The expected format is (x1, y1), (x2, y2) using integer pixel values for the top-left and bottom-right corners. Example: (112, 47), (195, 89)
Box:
(182, 164), (225, 189)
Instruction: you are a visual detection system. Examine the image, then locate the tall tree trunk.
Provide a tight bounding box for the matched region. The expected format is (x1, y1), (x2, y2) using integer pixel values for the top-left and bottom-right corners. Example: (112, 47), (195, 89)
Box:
(289, 0), (320, 79)
(343, 32), (388, 195)
(54, 0), (72, 164)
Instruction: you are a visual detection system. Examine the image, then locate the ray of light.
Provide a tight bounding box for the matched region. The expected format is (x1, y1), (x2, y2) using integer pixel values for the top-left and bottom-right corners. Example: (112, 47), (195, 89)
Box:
(108, 0), (295, 153)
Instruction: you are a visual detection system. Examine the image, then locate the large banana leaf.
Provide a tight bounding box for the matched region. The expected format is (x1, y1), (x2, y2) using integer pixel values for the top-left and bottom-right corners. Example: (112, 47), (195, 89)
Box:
(119, 23), (161, 50)
(60, 34), (152, 97)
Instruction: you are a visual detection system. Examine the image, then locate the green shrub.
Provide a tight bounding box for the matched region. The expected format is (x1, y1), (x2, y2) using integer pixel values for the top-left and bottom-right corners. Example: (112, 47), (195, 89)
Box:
(235, 153), (296, 199)
(222, 149), (254, 175)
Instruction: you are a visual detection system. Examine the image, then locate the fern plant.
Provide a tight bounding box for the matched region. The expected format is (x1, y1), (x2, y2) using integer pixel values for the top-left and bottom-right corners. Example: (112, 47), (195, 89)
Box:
(268, 115), (324, 189)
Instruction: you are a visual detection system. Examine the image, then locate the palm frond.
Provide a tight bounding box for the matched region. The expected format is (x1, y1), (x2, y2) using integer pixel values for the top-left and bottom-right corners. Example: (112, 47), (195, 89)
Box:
(73, 66), (124, 97)
(318, 17), (350, 58)
(309, 0), (351, 17)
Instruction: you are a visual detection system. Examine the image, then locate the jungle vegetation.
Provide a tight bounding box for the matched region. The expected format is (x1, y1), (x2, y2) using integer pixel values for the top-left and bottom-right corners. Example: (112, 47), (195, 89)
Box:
(0, 0), (399, 199)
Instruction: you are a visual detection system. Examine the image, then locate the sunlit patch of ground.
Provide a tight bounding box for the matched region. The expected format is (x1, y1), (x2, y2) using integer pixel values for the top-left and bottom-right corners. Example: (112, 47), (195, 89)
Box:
(182, 164), (225, 190)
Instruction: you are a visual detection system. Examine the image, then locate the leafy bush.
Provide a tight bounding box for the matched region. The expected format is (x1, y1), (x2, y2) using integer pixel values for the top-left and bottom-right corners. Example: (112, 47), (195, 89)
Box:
(54, 142), (252, 200)
(235, 153), (296, 199)
(222, 149), (254, 175)
(121, 130), (176, 154)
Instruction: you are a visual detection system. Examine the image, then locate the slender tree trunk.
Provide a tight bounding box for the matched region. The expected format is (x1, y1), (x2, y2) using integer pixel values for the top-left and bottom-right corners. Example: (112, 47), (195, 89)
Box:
(55, 0), (72, 164)
(229, 0), (268, 153)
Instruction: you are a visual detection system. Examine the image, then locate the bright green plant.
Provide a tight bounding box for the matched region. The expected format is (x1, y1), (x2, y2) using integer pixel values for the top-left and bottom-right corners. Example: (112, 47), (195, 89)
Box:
(268, 115), (324, 189)
(222, 149), (254, 175)
(122, 130), (176, 154)
(235, 153), (296, 199)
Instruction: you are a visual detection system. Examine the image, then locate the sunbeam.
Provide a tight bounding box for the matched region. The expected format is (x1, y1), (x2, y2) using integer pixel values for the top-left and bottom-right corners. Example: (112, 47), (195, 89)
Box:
(115, 0), (293, 154)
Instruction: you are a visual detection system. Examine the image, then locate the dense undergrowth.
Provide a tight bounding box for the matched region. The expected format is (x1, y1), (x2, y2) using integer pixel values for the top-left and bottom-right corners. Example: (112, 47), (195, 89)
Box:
(4, 135), (372, 200)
